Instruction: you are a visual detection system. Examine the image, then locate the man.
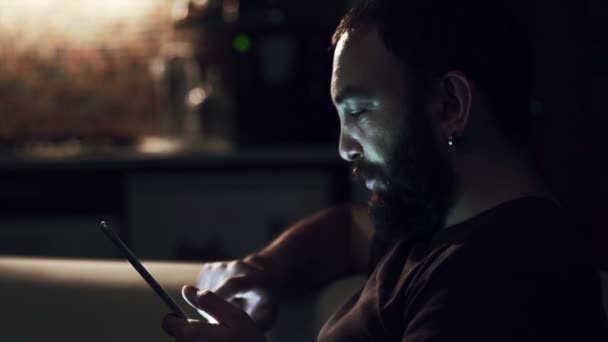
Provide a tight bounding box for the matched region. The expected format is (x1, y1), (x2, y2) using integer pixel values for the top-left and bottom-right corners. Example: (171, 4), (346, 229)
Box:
(162, 0), (608, 341)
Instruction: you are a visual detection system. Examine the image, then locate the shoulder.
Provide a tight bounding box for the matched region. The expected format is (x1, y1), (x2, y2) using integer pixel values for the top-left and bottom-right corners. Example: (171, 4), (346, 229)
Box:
(399, 201), (606, 341)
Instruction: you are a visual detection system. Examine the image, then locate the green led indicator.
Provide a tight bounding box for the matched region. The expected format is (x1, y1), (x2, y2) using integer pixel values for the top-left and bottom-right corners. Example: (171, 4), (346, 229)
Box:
(233, 34), (252, 53)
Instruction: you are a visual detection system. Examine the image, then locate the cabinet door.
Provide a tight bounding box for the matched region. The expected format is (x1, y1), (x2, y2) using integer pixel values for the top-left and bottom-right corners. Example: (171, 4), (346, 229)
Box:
(0, 216), (122, 258)
(125, 170), (333, 260)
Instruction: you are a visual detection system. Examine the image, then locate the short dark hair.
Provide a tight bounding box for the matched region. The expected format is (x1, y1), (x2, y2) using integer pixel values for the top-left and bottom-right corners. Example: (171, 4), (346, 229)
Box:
(333, 0), (533, 150)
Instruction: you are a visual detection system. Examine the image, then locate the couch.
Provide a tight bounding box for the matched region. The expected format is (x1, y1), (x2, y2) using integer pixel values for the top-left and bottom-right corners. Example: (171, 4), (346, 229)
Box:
(0, 256), (366, 342)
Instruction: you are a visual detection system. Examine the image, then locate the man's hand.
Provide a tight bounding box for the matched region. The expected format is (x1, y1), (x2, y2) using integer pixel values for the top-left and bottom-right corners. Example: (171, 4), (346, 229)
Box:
(162, 286), (267, 342)
(195, 260), (280, 331)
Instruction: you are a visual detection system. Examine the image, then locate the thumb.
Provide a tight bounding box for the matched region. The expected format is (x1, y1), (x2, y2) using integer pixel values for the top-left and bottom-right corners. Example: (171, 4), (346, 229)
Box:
(182, 285), (201, 308)
(182, 285), (222, 325)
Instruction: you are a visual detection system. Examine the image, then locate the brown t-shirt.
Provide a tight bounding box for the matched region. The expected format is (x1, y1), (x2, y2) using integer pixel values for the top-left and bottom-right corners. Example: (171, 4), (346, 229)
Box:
(317, 197), (608, 341)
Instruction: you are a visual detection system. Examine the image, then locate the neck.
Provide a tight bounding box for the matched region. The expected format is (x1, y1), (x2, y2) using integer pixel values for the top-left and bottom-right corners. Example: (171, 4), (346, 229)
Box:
(443, 144), (557, 228)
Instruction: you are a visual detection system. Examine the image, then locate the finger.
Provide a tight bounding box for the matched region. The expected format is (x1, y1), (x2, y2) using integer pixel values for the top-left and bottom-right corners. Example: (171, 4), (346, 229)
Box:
(196, 265), (218, 291)
(182, 285), (200, 308)
(196, 290), (252, 327)
(214, 276), (250, 299)
(206, 277), (249, 313)
(162, 314), (188, 338)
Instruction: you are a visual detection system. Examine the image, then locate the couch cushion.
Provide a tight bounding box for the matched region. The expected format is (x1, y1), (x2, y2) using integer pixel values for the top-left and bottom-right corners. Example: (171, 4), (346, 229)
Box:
(0, 256), (202, 342)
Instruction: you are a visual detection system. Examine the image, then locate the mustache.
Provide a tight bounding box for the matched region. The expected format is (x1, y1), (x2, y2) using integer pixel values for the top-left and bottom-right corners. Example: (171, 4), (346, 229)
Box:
(352, 160), (416, 194)
(351, 161), (386, 183)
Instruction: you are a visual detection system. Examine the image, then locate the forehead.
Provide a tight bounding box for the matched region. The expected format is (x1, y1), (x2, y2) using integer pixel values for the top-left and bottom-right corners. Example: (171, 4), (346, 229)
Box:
(331, 27), (406, 102)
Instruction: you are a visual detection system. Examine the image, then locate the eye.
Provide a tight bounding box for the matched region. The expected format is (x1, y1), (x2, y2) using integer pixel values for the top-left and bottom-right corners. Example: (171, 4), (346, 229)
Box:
(349, 109), (368, 118)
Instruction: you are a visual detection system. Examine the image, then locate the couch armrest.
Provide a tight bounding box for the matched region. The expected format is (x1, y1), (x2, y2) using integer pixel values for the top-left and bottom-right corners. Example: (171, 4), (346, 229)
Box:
(0, 256), (202, 342)
(0, 256), (371, 342)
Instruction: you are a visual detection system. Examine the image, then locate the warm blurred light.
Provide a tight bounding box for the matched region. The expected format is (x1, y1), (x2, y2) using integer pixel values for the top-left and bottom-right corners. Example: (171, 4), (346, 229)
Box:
(223, 0), (239, 23)
(171, 0), (190, 22)
(192, 0), (209, 7)
(0, 0), (161, 47)
(138, 136), (184, 154)
(188, 87), (207, 107)
(0, 0), (172, 140)
(20, 140), (82, 158)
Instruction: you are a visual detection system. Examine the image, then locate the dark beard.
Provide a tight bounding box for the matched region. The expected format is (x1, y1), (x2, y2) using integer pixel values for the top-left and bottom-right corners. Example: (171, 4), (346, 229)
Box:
(356, 90), (456, 242)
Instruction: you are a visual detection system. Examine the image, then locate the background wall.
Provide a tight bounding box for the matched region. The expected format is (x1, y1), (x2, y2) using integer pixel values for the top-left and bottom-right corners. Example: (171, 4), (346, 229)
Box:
(528, 0), (608, 269)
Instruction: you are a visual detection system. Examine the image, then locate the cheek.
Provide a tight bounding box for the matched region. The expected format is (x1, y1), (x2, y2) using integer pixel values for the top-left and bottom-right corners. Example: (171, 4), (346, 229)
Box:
(365, 105), (404, 144)
(359, 120), (393, 164)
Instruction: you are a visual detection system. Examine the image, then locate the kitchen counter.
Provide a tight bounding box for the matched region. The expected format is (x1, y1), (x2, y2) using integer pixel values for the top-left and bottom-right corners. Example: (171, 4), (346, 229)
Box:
(0, 138), (343, 171)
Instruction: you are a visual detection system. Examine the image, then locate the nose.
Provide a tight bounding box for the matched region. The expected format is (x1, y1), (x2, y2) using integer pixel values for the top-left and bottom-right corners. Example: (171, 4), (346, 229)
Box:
(339, 130), (363, 162)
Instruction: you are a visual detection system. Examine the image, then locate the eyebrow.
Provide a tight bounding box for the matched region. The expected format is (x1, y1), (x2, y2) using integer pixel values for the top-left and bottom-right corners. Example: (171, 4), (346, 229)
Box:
(333, 86), (372, 105)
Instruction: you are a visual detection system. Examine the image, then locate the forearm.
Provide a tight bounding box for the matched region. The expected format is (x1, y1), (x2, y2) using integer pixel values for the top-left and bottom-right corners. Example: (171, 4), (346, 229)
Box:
(243, 204), (361, 296)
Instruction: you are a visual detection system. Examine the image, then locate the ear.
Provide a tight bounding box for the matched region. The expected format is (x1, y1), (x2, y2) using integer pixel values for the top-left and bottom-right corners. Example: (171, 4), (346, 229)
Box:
(430, 71), (473, 142)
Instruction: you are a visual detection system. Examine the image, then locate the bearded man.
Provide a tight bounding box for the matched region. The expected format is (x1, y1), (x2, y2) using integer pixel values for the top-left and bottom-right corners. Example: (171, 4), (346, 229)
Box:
(162, 0), (608, 341)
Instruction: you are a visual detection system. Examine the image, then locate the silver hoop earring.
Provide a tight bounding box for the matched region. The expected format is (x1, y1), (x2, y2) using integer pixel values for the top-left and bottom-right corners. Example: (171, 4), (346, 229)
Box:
(448, 134), (459, 146)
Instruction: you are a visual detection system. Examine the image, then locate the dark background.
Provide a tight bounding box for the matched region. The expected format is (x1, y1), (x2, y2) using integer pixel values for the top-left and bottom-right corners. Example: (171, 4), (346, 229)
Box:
(0, 0), (606, 269)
